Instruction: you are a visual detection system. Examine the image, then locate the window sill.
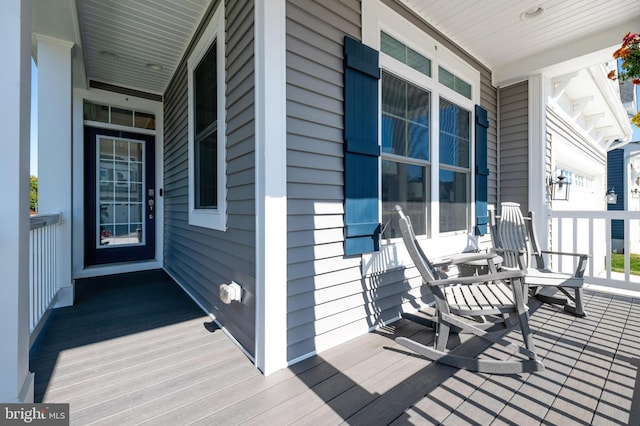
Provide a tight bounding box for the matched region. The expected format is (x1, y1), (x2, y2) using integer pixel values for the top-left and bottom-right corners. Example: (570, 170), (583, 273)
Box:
(189, 209), (227, 231)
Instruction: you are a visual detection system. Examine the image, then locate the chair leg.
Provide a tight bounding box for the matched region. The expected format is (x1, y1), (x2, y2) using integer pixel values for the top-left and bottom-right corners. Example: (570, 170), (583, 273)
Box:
(563, 287), (586, 317)
(435, 317), (450, 352)
(512, 277), (538, 360)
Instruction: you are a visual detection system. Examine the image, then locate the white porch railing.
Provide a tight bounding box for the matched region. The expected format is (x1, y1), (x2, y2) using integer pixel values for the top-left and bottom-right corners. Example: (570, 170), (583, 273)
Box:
(29, 213), (61, 338)
(548, 210), (640, 293)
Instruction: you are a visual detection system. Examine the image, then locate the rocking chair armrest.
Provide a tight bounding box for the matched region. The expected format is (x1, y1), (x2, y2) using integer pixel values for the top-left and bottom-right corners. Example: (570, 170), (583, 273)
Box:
(540, 250), (589, 260)
(491, 247), (526, 256)
(427, 269), (525, 288)
(446, 251), (499, 265)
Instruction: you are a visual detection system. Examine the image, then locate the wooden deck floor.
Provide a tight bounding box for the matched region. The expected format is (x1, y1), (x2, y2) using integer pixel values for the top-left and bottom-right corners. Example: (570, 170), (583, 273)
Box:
(30, 270), (640, 425)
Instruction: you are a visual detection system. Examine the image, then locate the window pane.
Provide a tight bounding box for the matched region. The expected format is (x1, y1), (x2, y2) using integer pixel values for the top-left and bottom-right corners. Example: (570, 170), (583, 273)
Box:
(381, 32), (406, 64)
(194, 41), (217, 134)
(381, 32), (431, 77)
(406, 47), (430, 76)
(111, 107), (133, 127)
(439, 169), (468, 233)
(439, 99), (470, 168)
(195, 132), (217, 209)
(382, 72), (430, 160)
(439, 66), (472, 99)
(84, 102), (110, 123)
(382, 159), (428, 238)
(134, 112), (156, 130)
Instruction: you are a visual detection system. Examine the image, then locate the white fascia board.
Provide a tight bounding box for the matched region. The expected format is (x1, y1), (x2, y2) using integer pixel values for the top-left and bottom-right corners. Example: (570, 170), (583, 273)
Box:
(588, 65), (633, 145)
(254, 0), (287, 376)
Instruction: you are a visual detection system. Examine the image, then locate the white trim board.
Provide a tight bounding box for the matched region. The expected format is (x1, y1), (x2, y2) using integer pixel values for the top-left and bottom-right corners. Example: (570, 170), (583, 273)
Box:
(254, 0), (287, 376)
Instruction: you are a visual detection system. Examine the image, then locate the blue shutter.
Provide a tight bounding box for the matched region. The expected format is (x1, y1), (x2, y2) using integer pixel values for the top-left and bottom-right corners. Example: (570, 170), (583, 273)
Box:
(343, 36), (381, 255)
(475, 105), (489, 235)
(607, 149), (624, 240)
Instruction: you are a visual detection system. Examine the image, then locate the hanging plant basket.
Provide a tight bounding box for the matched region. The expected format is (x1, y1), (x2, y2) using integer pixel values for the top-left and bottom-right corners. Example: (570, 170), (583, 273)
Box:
(608, 32), (640, 126)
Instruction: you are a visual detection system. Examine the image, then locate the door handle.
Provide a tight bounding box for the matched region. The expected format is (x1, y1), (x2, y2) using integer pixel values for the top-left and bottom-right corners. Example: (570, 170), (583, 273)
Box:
(148, 189), (155, 219)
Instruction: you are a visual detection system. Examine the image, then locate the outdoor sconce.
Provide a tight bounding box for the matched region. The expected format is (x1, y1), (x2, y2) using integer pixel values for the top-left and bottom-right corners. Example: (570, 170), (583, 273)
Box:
(632, 187), (640, 199)
(549, 173), (570, 201)
(607, 188), (618, 204)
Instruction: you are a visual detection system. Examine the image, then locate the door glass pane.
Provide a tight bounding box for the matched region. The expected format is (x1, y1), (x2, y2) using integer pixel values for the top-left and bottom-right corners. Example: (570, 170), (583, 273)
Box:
(97, 137), (145, 247)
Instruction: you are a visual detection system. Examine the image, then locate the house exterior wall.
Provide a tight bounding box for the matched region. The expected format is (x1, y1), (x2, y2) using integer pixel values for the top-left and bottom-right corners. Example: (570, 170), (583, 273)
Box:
(499, 81), (529, 214)
(284, 0), (499, 362)
(163, 0), (257, 356)
(546, 106), (607, 211)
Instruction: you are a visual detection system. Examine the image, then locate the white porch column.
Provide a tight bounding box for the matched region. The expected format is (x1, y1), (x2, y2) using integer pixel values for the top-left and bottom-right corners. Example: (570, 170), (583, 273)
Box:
(528, 74), (549, 248)
(36, 35), (74, 307)
(255, 0), (287, 375)
(0, 0), (34, 403)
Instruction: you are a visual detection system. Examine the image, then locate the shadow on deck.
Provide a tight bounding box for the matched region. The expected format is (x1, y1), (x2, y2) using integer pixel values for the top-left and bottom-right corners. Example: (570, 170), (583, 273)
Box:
(30, 270), (640, 425)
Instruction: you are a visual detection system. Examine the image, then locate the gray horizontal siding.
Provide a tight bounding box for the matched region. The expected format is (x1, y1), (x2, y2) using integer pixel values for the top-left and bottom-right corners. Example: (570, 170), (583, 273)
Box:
(163, 0), (256, 357)
(286, 0), (363, 361)
(499, 81), (529, 213)
(285, 0), (499, 362)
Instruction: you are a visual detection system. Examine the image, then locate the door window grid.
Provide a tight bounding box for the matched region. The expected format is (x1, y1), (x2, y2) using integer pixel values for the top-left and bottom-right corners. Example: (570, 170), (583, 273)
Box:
(97, 137), (145, 248)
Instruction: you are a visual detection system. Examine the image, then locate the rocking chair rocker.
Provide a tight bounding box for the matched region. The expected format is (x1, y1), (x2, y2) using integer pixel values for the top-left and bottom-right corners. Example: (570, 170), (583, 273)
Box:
(395, 205), (544, 374)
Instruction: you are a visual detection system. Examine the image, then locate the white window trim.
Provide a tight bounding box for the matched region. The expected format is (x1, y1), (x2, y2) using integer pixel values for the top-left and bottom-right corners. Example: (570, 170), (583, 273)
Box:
(362, 0), (482, 273)
(187, 3), (227, 230)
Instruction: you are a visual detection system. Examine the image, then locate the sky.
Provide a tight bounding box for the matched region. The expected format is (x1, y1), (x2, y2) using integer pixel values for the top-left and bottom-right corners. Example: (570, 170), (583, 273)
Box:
(30, 58), (38, 176)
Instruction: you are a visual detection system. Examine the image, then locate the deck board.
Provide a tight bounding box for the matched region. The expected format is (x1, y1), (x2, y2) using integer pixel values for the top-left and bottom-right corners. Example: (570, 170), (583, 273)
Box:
(30, 270), (640, 425)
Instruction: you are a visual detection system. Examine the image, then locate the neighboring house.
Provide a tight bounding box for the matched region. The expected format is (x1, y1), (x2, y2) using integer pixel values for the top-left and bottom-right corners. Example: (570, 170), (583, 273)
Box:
(608, 141), (640, 253)
(1, 0), (636, 403)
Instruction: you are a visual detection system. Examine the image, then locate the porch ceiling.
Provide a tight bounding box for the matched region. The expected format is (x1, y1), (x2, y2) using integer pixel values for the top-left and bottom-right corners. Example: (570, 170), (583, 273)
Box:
(33, 1), (639, 96)
(33, 0), (212, 96)
(400, 0), (640, 86)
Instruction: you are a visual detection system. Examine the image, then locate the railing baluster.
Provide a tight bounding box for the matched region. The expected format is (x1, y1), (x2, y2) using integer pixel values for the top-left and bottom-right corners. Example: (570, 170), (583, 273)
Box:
(29, 213), (61, 337)
(549, 210), (639, 293)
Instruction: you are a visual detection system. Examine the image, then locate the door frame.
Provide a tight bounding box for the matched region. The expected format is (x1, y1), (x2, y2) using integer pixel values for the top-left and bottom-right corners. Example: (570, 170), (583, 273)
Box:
(84, 127), (156, 266)
(72, 88), (164, 278)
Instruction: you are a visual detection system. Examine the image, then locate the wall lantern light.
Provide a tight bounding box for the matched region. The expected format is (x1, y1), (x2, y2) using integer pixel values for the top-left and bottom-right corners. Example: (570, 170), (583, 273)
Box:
(607, 187), (618, 204)
(631, 187), (639, 199)
(549, 173), (570, 201)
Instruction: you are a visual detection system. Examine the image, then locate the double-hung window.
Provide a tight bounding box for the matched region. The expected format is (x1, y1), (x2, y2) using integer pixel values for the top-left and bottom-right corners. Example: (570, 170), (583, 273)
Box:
(378, 29), (477, 240)
(439, 98), (471, 233)
(381, 71), (431, 238)
(187, 4), (226, 230)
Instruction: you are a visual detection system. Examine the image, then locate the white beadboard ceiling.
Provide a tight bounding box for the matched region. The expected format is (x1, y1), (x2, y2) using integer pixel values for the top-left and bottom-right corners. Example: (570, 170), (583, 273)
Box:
(33, 0), (639, 95)
(399, 0), (640, 85)
(76, 0), (211, 95)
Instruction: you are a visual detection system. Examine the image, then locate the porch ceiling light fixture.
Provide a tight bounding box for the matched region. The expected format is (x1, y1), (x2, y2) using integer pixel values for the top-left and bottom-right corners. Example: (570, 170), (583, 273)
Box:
(607, 187), (618, 204)
(520, 6), (544, 21)
(146, 63), (163, 71)
(549, 172), (570, 201)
